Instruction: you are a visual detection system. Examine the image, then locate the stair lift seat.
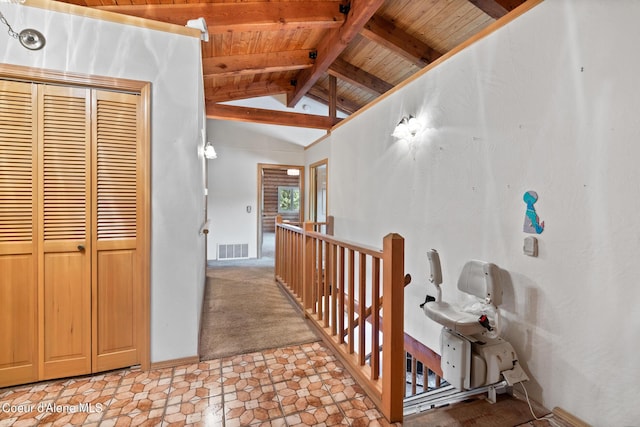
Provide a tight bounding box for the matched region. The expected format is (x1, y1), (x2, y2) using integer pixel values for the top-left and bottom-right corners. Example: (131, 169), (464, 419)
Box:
(426, 260), (501, 336)
(423, 254), (528, 391)
(425, 302), (489, 337)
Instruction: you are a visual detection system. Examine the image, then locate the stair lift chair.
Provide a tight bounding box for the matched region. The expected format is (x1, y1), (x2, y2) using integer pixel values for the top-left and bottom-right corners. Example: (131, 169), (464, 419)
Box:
(423, 250), (529, 396)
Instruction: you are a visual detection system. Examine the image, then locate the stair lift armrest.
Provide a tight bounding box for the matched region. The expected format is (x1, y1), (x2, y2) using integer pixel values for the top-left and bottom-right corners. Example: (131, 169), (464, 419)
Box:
(427, 249), (443, 302)
(434, 283), (442, 303)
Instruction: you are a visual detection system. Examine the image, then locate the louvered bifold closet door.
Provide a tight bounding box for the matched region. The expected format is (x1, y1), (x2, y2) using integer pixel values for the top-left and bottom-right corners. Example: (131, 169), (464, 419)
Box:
(92, 90), (142, 372)
(39, 85), (92, 380)
(0, 81), (38, 387)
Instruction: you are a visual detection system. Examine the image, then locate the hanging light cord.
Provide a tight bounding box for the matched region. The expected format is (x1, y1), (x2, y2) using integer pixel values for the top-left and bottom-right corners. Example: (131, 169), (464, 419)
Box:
(0, 10), (21, 40)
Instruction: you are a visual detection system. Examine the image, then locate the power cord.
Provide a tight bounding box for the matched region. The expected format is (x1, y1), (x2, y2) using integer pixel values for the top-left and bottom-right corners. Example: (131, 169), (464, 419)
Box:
(519, 381), (541, 421)
(518, 382), (563, 427)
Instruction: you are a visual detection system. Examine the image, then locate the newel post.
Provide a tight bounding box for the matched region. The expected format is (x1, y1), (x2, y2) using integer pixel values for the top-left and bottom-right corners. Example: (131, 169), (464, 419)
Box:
(326, 215), (335, 236)
(302, 222), (314, 311)
(275, 216), (283, 279)
(381, 233), (404, 423)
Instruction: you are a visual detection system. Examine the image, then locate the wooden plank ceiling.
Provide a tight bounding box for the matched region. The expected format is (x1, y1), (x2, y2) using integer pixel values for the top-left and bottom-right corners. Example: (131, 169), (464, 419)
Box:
(57, 0), (528, 130)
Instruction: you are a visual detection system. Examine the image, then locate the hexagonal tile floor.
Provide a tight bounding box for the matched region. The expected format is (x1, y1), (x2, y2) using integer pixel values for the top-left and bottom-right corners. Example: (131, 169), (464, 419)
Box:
(0, 341), (396, 427)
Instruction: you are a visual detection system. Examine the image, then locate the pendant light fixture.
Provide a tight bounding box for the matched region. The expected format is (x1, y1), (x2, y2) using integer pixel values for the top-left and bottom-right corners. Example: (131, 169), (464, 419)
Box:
(0, 9), (46, 51)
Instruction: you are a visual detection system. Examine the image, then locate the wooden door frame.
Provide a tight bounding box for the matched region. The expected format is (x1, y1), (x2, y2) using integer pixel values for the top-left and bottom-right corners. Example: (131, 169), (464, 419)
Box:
(257, 163), (304, 258)
(309, 159), (328, 223)
(0, 64), (151, 371)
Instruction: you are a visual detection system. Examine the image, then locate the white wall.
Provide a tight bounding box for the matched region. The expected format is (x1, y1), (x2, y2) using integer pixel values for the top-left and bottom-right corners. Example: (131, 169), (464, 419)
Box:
(305, 1), (640, 425)
(207, 119), (305, 259)
(1, 4), (207, 363)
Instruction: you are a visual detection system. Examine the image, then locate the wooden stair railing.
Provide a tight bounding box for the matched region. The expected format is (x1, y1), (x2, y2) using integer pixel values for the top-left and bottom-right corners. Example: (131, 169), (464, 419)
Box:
(342, 286), (444, 398)
(274, 216), (405, 423)
(341, 273), (412, 339)
(404, 333), (443, 396)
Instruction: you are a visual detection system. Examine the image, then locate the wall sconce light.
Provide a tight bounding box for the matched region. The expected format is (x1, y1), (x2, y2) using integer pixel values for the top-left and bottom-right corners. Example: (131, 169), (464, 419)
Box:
(392, 115), (422, 140)
(204, 142), (217, 159)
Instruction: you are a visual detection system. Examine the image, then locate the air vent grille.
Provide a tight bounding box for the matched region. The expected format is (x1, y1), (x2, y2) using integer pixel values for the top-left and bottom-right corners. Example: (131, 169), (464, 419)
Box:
(217, 243), (249, 260)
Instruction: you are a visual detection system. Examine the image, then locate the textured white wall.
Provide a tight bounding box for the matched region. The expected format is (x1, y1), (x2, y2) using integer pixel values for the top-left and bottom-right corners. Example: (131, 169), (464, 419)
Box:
(305, 1), (640, 424)
(207, 119), (305, 259)
(1, 4), (207, 363)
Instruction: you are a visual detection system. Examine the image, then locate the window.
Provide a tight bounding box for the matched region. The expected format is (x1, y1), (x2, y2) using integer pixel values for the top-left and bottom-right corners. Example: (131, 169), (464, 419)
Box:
(278, 186), (300, 213)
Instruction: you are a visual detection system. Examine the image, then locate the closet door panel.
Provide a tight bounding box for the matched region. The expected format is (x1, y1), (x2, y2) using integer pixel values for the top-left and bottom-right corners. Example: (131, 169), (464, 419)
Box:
(95, 249), (136, 370)
(0, 255), (36, 387)
(42, 252), (88, 375)
(39, 85), (91, 379)
(93, 90), (141, 371)
(0, 81), (38, 387)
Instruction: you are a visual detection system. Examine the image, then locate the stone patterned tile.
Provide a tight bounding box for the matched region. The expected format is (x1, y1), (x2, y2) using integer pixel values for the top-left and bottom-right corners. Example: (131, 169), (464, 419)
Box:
(338, 397), (388, 426)
(36, 391), (112, 425)
(99, 409), (163, 427)
(314, 357), (349, 378)
(224, 384), (282, 425)
(285, 404), (349, 426)
(221, 359), (271, 393)
(0, 341), (423, 427)
(168, 362), (222, 405)
(304, 345), (338, 372)
(253, 418), (287, 427)
(319, 372), (366, 402)
(222, 352), (265, 368)
(163, 395), (223, 425)
(121, 368), (172, 387)
(0, 399), (47, 423)
(274, 375), (334, 416)
(266, 347), (316, 383)
(103, 382), (163, 420)
(0, 382), (65, 409)
(59, 372), (123, 398)
(6, 418), (39, 427)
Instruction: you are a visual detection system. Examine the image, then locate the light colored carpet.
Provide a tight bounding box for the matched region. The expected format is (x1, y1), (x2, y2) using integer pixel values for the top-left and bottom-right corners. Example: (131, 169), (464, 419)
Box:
(199, 263), (320, 360)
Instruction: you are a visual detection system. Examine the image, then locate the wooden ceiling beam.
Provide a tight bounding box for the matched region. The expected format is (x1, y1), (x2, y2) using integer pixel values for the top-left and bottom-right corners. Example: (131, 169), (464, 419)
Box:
(467, 0), (527, 20)
(95, 2), (345, 33)
(307, 86), (361, 115)
(360, 14), (442, 67)
(328, 75), (337, 120)
(205, 79), (294, 103)
(328, 58), (393, 96)
(207, 103), (341, 130)
(203, 50), (314, 78)
(287, 0), (386, 108)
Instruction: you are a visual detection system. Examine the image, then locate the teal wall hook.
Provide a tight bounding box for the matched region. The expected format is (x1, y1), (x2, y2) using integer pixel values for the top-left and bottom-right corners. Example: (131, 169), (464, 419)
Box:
(523, 191), (544, 234)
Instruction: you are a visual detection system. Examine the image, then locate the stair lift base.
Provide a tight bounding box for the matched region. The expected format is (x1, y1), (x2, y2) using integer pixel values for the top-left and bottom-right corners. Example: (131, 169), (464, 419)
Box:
(441, 328), (529, 390)
(403, 380), (510, 416)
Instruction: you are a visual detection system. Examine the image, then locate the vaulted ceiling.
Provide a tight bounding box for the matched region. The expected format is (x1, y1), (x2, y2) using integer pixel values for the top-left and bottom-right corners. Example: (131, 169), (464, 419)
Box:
(57, 0), (528, 129)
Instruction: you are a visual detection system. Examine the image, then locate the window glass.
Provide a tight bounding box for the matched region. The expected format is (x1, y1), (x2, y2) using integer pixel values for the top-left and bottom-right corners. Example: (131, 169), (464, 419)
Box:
(278, 186), (300, 213)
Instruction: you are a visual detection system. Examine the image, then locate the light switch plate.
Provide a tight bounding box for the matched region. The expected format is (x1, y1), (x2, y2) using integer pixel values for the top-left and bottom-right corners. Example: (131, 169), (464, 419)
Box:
(523, 236), (538, 257)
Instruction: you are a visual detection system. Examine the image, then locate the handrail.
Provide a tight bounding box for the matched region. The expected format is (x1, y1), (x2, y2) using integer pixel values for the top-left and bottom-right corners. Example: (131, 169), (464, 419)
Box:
(274, 216), (405, 423)
(303, 229), (383, 257)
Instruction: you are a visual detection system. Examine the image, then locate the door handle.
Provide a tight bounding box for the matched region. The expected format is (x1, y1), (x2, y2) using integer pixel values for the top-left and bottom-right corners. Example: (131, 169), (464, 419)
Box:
(77, 245), (85, 251)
